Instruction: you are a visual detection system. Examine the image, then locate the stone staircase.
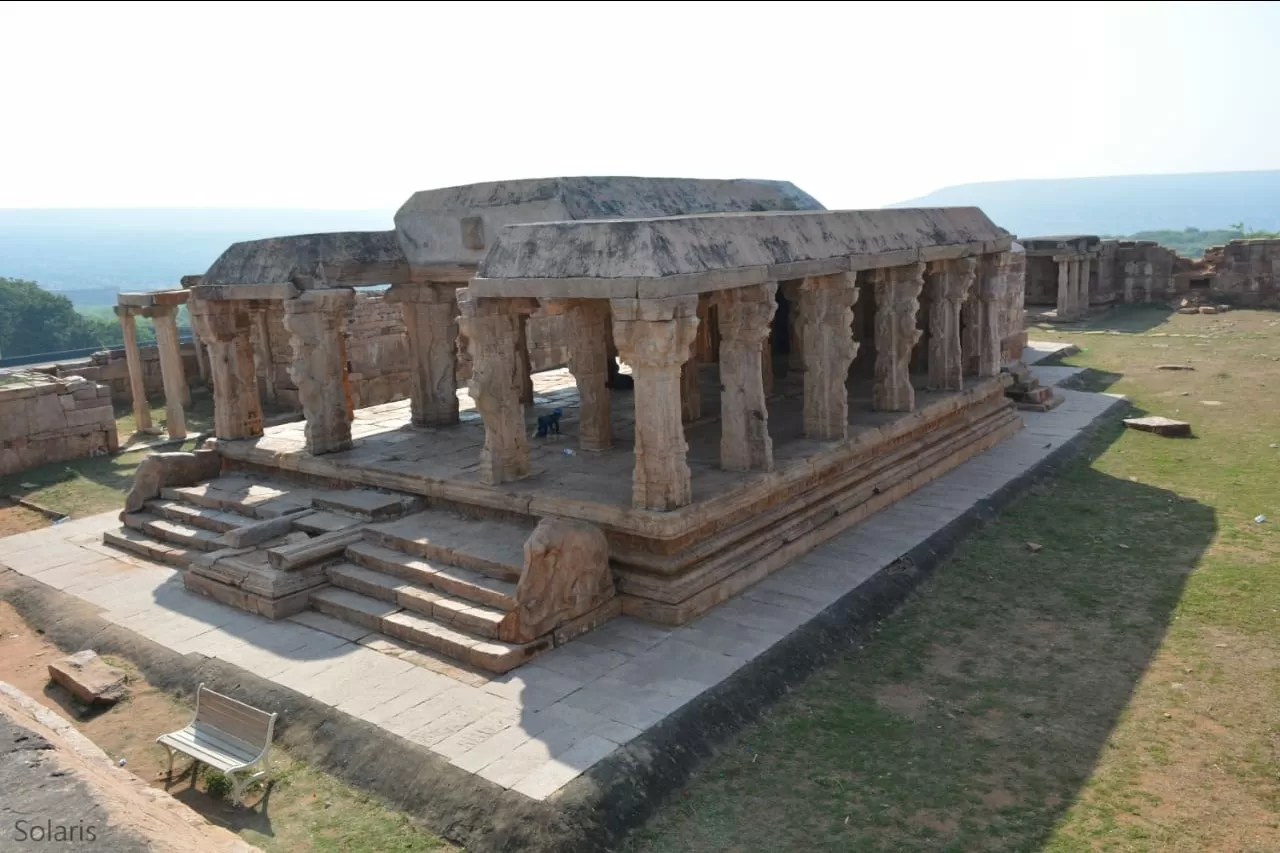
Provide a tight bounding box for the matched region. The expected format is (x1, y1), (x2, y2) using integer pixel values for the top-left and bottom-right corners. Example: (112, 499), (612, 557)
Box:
(103, 471), (616, 675)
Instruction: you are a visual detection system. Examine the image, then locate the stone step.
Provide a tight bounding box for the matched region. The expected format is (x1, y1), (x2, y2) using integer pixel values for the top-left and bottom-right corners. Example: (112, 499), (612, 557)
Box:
(345, 541), (518, 611)
(102, 527), (196, 568)
(123, 512), (226, 552)
(312, 490), (422, 521)
(326, 562), (508, 639)
(363, 511), (529, 582)
(292, 510), (364, 536)
(144, 499), (248, 534)
(1013, 384), (1055, 404)
(309, 587), (546, 673)
(1017, 394), (1065, 413)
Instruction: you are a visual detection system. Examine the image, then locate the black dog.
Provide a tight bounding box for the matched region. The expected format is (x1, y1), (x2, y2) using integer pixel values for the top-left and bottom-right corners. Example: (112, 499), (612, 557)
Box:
(535, 408), (563, 438)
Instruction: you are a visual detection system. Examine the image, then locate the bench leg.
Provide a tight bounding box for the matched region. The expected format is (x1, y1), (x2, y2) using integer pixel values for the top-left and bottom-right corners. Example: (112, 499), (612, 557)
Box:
(229, 773), (248, 807)
(161, 744), (175, 780)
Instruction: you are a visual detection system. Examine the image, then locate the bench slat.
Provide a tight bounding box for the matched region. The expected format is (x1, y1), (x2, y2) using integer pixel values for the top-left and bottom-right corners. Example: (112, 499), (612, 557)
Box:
(163, 726), (259, 764)
(158, 732), (249, 773)
(197, 706), (274, 746)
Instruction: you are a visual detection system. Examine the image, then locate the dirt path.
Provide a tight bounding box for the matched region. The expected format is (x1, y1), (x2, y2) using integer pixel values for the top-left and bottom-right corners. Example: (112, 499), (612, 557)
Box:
(0, 501), (49, 536)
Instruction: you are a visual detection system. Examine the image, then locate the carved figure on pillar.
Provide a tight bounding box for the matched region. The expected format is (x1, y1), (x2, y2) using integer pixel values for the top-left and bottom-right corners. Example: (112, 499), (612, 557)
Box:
(926, 258), (976, 392)
(282, 289), (356, 455)
(798, 272), (858, 440)
(458, 292), (533, 485)
(386, 282), (460, 427)
(190, 298), (263, 441)
(611, 296), (699, 510)
(714, 283), (777, 472)
(977, 253), (1011, 377)
(872, 263), (925, 412)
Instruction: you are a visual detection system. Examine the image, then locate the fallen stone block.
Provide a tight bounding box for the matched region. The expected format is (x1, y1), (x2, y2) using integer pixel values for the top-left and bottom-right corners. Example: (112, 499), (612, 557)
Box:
(1123, 416), (1192, 438)
(47, 650), (128, 706)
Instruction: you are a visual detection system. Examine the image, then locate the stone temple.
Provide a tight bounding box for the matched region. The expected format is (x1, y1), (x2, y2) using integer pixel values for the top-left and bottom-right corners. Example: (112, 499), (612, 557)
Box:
(104, 177), (1031, 674)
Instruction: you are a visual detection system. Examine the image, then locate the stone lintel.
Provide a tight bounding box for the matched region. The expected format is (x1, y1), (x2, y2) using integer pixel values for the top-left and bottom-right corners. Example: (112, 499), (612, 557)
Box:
(117, 289), (189, 309)
(191, 282), (300, 302)
(385, 281), (456, 304)
(319, 259), (412, 287)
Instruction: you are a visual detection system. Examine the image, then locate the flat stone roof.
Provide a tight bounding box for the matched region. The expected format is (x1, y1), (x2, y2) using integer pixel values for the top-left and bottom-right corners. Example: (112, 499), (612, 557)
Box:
(471, 207), (1012, 299)
(202, 230), (406, 287)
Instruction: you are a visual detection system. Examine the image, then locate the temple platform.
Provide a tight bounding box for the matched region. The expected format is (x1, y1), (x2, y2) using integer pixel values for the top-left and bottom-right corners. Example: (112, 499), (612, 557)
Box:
(214, 365), (1022, 624)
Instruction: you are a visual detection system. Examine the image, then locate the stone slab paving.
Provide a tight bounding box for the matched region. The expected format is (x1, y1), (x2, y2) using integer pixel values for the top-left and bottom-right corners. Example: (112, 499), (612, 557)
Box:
(0, 375), (1124, 803)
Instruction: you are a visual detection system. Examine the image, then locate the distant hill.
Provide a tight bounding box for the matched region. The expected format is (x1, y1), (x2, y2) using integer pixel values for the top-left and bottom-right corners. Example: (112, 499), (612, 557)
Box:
(889, 170), (1280, 238)
(0, 208), (393, 305)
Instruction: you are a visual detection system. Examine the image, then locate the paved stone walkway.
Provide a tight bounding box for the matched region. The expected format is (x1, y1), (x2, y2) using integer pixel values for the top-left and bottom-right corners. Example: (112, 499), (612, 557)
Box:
(0, 365), (1121, 802)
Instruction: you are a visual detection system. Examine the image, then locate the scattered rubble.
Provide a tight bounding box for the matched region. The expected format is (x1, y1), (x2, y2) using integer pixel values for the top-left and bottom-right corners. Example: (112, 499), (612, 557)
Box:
(1123, 416), (1193, 438)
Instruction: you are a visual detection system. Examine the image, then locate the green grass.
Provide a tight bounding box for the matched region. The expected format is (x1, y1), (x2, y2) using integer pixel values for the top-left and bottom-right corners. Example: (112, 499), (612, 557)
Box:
(630, 307), (1279, 852)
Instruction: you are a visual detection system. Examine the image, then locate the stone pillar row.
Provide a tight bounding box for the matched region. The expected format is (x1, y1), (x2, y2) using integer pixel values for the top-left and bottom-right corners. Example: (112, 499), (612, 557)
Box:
(117, 300), (191, 441)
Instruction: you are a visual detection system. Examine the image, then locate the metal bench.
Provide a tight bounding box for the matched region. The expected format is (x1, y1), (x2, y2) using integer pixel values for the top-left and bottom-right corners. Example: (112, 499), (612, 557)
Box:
(157, 683), (277, 805)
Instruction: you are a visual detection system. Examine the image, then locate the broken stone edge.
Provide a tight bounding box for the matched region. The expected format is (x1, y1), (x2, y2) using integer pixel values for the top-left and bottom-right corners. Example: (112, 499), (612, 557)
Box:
(0, 395), (1127, 853)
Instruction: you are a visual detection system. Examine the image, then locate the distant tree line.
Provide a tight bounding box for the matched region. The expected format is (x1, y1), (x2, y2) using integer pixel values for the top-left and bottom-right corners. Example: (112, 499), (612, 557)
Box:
(1112, 225), (1280, 258)
(0, 277), (190, 359)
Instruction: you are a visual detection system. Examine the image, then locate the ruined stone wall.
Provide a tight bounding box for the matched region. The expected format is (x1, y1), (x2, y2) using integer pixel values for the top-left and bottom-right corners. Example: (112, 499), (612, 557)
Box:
(1204, 239), (1280, 307)
(0, 373), (118, 476)
(1024, 255), (1058, 305)
(51, 344), (201, 403)
(1100, 241), (1180, 304)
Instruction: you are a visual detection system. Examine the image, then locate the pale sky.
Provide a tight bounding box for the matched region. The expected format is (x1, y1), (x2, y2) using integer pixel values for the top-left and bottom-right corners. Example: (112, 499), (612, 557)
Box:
(2, 0), (1278, 210)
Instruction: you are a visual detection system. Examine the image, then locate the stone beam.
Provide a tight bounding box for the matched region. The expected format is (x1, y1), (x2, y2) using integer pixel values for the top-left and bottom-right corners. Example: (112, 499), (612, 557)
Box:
(925, 258), (976, 392)
(282, 290), (356, 455)
(611, 295), (700, 510)
(798, 272), (858, 440)
(458, 292), (531, 485)
(714, 283), (777, 472)
(386, 282), (460, 427)
(871, 263), (925, 412)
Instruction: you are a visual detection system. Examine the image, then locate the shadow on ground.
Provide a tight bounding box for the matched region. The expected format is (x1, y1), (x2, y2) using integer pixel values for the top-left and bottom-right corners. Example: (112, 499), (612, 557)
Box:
(1029, 302), (1177, 336)
(628, 415), (1219, 852)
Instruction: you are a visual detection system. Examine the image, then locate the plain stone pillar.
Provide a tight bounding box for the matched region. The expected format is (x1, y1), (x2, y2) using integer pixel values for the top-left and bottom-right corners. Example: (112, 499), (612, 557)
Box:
(977, 253), (1010, 377)
(115, 305), (152, 432)
(611, 296), (699, 510)
(151, 304), (188, 440)
(517, 314), (535, 406)
(799, 272), (858, 440)
(192, 335), (210, 384)
(565, 301), (613, 451)
(191, 299), (263, 441)
(1123, 262), (1136, 303)
(715, 283), (777, 472)
(872, 263), (925, 412)
(387, 282), (460, 427)
(282, 290), (355, 455)
(1078, 255), (1092, 313)
(1055, 255), (1072, 319)
(926, 258), (976, 392)
(1068, 258), (1082, 319)
(459, 292), (531, 485)
(249, 306), (278, 405)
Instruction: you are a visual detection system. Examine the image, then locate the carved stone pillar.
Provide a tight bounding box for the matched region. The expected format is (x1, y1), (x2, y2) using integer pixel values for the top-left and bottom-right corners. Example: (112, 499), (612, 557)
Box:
(564, 301), (612, 451)
(1068, 258), (1082, 318)
(190, 298), (263, 441)
(611, 296), (699, 510)
(1123, 261), (1136, 303)
(150, 304), (188, 440)
(1078, 255), (1092, 313)
(872, 263), (925, 412)
(780, 279), (806, 373)
(282, 290), (355, 455)
(516, 314), (535, 406)
(715, 283), (777, 472)
(926, 257), (976, 392)
(248, 305), (277, 405)
(192, 336), (209, 384)
(1055, 255), (1072, 319)
(680, 351), (701, 423)
(458, 292), (531, 485)
(798, 272), (858, 440)
(977, 253), (1011, 377)
(115, 305), (151, 432)
(387, 282), (459, 427)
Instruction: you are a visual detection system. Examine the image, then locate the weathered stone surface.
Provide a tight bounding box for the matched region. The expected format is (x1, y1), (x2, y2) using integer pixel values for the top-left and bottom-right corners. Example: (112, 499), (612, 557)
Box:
(151, 304), (188, 440)
(386, 282), (460, 426)
(0, 372), (116, 476)
(977, 252), (1011, 378)
(282, 289), (356, 455)
(799, 273), (858, 440)
(203, 230), (408, 287)
(872, 263), (924, 412)
(1123, 416), (1193, 437)
(611, 296), (700, 510)
(499, 517), (615, 643)
(457, 292), (531, 485)
(122, 448), (222, 514)
(47, 651), (128, 705)
(116, 306), (152, 431)
(190, 298), (263, 440)
(714, 283), (776, 472)
(473, 207), (1012, 299)
(563, 301), (613, 451)
(926, 258), (975, 392)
